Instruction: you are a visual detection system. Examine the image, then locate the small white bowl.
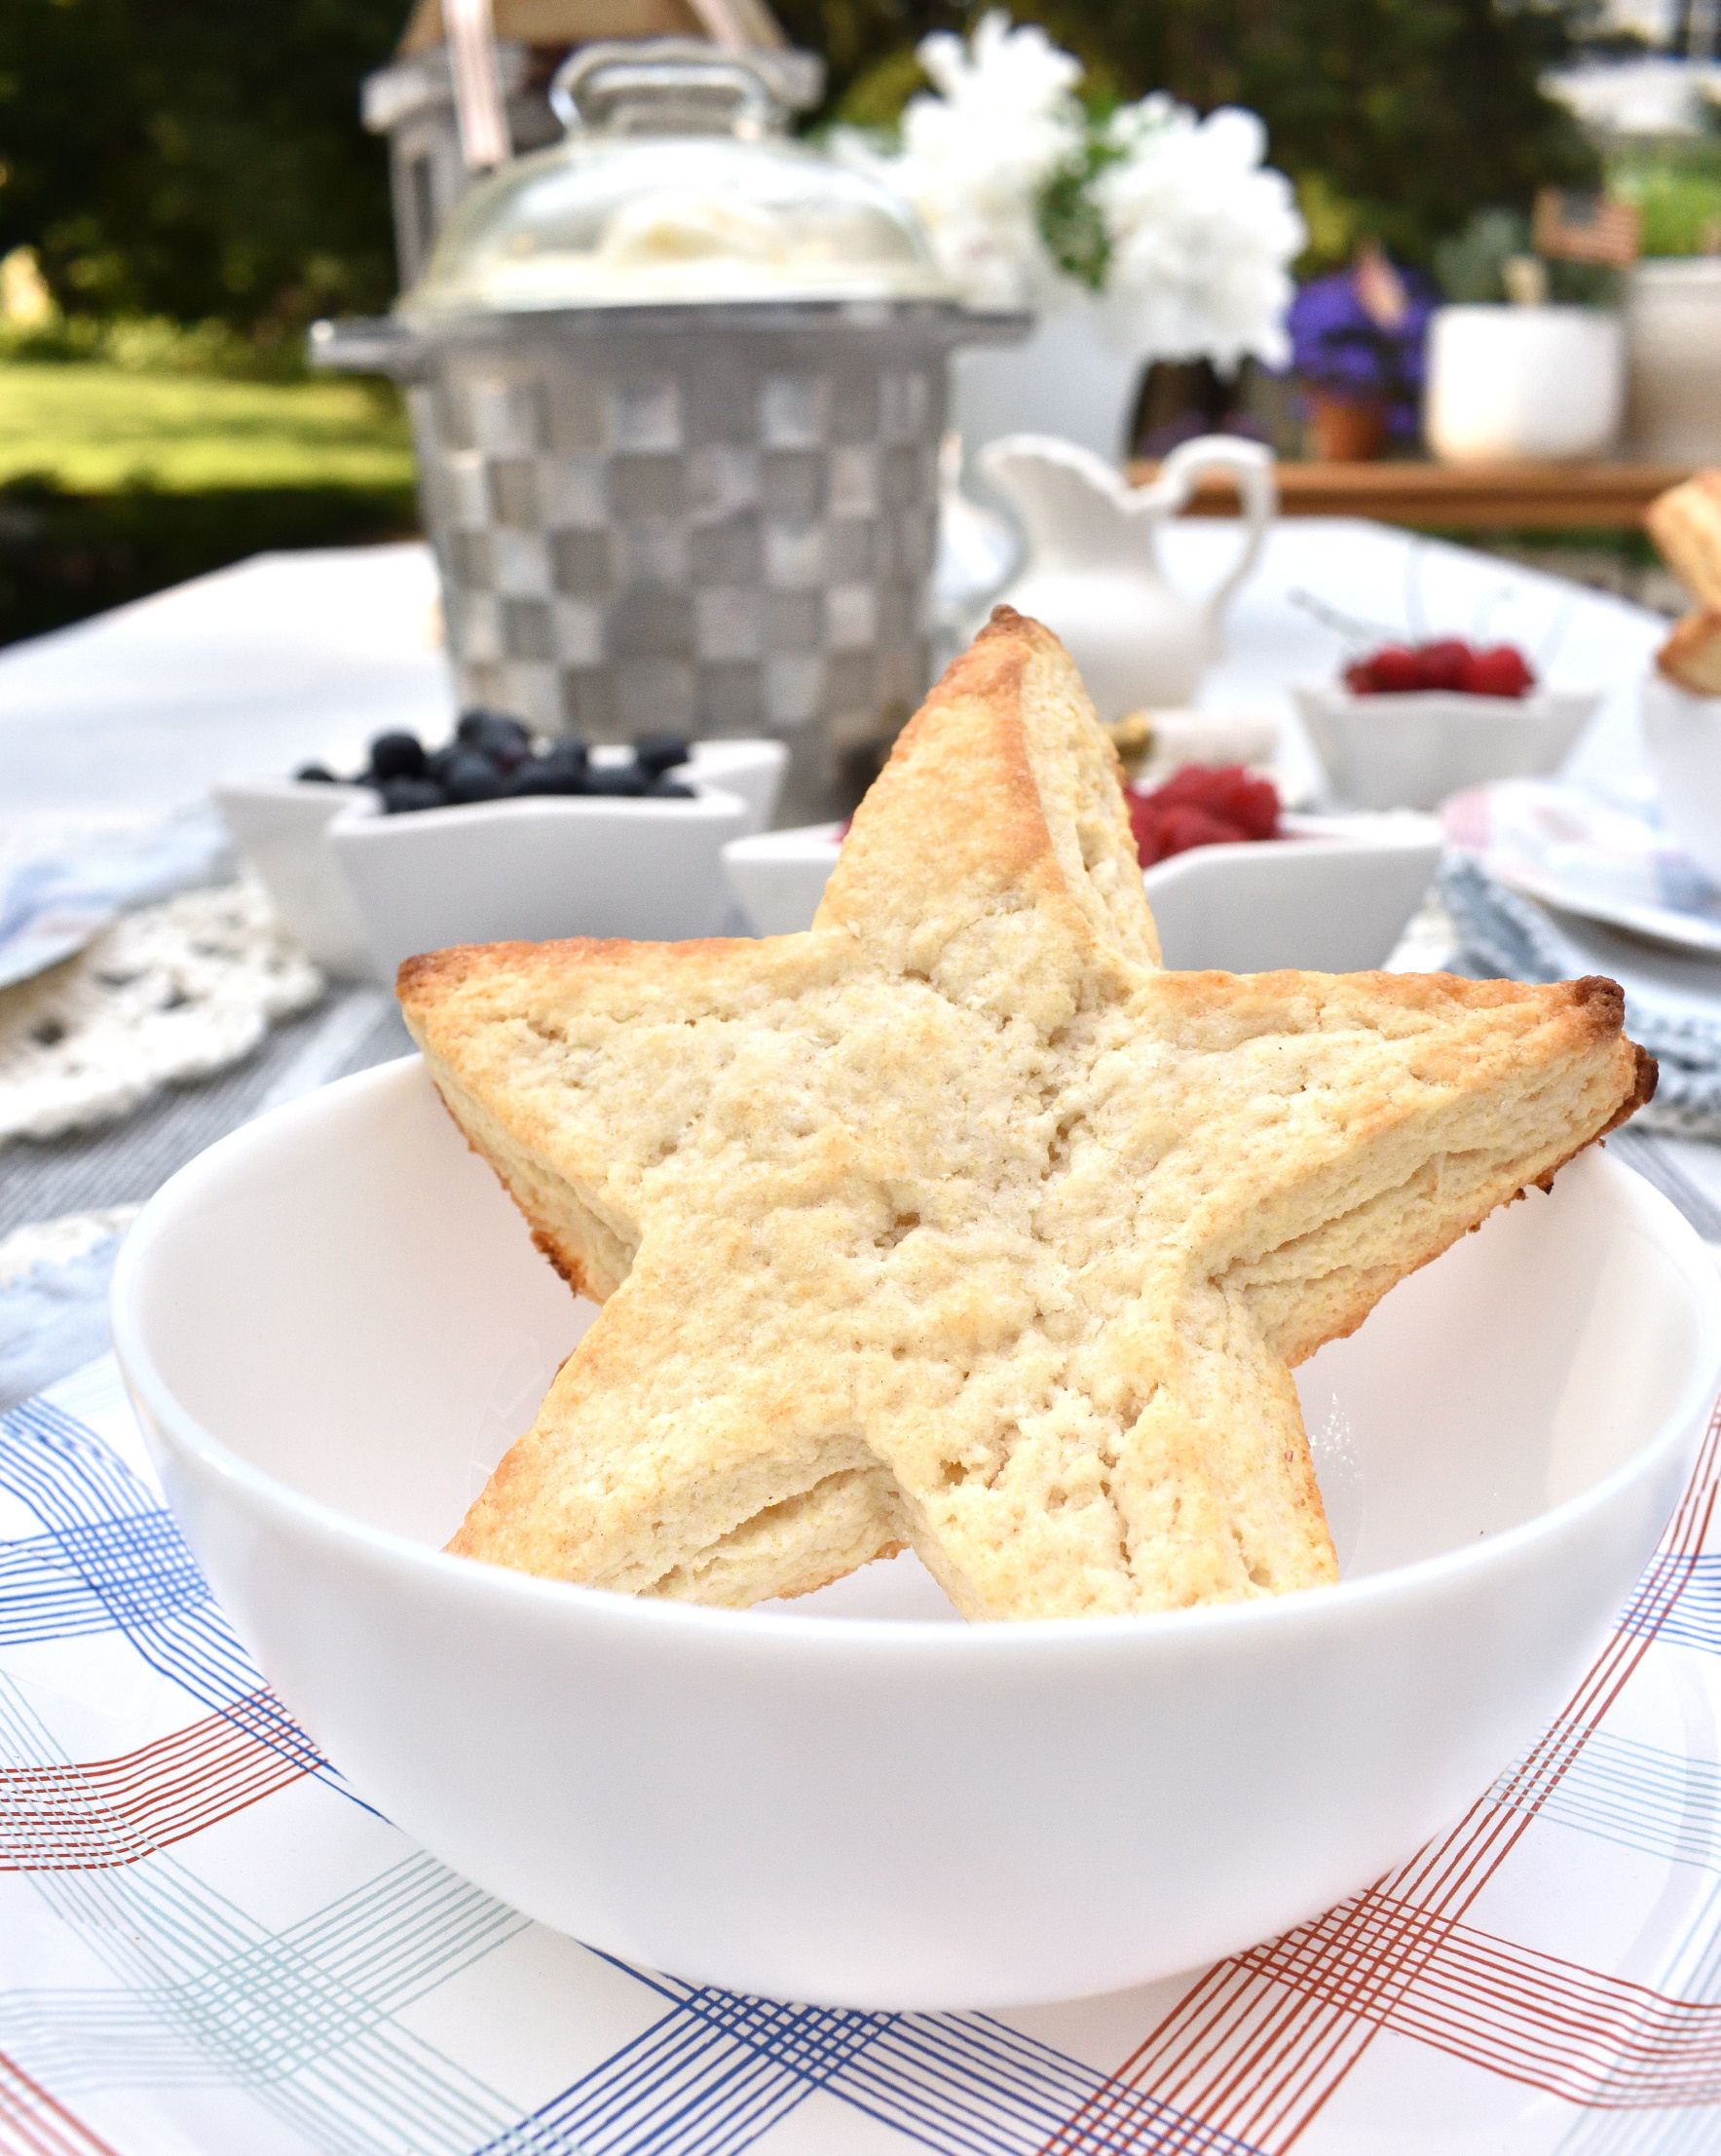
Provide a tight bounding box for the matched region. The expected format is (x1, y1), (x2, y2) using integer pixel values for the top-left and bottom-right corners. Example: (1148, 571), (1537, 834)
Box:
(221, 739), (787, 983)
(722, 819), (847, 937)
(1642, 669), (1721, 882)
(211, 777), (381, 980)
(1293, 684), (1602, 812)
(112, 1057), (1721, 2009)
(1141, 813), (1441, 970)
(725, 813), (1441, 970)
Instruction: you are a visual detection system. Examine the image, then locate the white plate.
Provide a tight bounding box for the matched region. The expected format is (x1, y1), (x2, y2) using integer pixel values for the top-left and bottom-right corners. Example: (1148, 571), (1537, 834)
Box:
(1493, 861), (1721, 958)
(1444, 778), (1721, 960)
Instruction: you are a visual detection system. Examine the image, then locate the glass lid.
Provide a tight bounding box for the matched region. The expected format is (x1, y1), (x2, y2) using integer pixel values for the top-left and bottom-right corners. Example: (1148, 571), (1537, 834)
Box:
(404, 41), (949, 315)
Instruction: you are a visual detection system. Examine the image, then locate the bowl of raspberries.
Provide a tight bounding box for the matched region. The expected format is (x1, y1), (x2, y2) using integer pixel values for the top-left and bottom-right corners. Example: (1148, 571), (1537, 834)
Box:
(215, 717), (786, 982)
(725, 760), (1440, 972)
(1292, 639), (1601, 812)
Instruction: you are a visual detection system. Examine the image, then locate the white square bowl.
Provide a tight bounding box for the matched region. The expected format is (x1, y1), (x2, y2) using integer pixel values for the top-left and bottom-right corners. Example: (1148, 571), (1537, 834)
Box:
(1292, 684), (1603, 813)
(724, 813), (1442, 972)
(219, 738), (788, 982)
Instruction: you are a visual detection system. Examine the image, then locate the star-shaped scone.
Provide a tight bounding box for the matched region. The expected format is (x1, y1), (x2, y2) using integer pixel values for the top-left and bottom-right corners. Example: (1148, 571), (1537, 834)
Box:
(399, 609), (1654, 1620)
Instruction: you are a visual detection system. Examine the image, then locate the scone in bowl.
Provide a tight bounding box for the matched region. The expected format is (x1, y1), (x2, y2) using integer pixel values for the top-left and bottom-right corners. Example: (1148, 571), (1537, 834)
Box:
(111, 1057), (1721, 2011)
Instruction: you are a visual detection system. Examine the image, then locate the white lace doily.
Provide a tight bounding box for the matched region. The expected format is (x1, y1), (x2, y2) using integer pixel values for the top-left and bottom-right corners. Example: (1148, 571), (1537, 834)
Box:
(0, 875), (323, 1146)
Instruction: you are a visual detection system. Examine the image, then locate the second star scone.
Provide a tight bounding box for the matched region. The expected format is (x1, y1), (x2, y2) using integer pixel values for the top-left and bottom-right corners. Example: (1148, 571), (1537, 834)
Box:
(398, 608), (1655, 1621)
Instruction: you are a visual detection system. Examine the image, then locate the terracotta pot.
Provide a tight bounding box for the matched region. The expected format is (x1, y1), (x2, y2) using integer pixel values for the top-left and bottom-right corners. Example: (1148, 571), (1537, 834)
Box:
(1305, 390), (1388, 462)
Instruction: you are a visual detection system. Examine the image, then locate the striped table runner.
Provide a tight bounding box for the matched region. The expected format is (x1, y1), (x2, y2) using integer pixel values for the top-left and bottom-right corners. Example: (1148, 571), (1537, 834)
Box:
(4, 1356), (1720, 2156)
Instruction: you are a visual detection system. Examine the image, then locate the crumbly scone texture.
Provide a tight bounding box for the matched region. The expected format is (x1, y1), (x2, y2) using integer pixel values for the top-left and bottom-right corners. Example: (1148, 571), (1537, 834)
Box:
(1647, 471), (1721, 610)
(1658, 607), (1721, 697)
(399, 606), (1656, 1621)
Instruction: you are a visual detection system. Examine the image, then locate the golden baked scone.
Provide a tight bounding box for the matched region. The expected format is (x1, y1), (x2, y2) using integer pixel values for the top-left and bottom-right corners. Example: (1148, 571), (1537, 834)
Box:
(1658, 608), (1721, 697)
(1646, 472), (1721, 609)
(399, 608), (1655, 1621)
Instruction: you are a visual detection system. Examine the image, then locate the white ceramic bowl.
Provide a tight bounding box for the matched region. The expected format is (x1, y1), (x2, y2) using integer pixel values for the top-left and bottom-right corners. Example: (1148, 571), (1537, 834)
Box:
(220, 739), (787, 982)
(1293, 684), (1602, 812)
(1642, 670), (1721, 882)
(725, 813), (1441, 970)
(211, 777), (382, 979)
(112, 1057), (1721, 2010)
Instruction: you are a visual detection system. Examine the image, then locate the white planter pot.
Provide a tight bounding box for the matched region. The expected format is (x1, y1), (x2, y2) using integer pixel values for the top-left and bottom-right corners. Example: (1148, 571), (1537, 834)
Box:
(1625, 259), (1721, 463)
(952, 296), (1142, 467)
(1425, 306), (1625, 463)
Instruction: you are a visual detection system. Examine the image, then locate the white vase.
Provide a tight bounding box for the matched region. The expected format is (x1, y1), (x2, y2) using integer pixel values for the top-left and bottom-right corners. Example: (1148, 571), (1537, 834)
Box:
(1425, 305), (1625, 462)
(951, 297), (1143, 468)
(1625, 259), (1721, 462)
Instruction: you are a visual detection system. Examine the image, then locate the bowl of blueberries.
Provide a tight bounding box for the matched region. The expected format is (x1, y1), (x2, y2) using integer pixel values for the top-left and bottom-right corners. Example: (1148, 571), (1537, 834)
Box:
(215, 712), (786, 982)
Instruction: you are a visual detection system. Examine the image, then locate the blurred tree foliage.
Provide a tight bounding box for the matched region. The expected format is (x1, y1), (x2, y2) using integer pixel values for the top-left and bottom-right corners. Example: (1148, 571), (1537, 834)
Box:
(0, 0), (1605, 332)
(780, 0), (1606, 269)
(0, 0), (401, 340)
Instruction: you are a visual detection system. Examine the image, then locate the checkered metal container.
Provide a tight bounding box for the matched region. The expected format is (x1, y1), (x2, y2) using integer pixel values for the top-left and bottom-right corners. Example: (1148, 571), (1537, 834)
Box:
(313, 44), (1024, 820)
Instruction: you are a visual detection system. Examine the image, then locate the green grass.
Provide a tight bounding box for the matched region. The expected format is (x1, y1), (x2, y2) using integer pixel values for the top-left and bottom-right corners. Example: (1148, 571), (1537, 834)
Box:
(0, 360), (416, 493)
(0, 360), (421, 646)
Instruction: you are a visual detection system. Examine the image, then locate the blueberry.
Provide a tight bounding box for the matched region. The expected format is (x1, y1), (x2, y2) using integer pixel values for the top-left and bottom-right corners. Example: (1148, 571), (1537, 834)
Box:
(584, 766), (652, 797)
(646, 777), (696, 799)
(380, 776), (447, 814)
(633, 732), (692, 778)
(456, 709), (533, 769)
(368, 730), (427, 781)
(502, 756), (577, 797)
(294, 762), (338, 783)
(442, 751), (508, 803)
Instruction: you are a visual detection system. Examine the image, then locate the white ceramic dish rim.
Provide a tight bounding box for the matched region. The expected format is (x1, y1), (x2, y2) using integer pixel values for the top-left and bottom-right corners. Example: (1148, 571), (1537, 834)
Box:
(326, 782), (750, 842)
(1292, 682), (1602, 722)
(727, 811), (1441, 863)
(1490, 861), (1721, 959)
(109, 1057), (1721, 1663)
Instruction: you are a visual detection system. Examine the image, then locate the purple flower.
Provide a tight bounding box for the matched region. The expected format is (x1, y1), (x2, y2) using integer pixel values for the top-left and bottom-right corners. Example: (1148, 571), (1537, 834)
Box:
(1286, 260), (1437, 436)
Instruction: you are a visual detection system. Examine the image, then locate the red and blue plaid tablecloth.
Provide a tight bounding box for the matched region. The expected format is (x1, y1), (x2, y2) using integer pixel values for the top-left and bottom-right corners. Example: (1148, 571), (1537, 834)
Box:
(4, 1356), (1721, 2156)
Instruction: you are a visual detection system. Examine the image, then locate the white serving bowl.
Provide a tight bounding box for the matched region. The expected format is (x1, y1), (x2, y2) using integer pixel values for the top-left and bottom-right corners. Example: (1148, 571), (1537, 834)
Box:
(725, 813), (1441, 969)
(219, 739), (788, 982)
(721, 818), (847, 936)
(1642, 669), (1721, 882)
(211, 777), (382, 979)
(1293, 684), (1602, 812)
(112, 1057), (1721, 2010)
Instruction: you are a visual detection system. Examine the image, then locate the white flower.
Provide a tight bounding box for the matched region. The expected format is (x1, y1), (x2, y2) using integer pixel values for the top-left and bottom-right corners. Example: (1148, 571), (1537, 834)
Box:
(830, 11), (1304, 365)
(832, 11), (1083, 309)
(1092, 99), (1306, 370)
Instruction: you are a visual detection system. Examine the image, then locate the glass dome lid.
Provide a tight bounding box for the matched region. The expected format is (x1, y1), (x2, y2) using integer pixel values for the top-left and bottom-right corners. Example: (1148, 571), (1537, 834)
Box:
(404, 41), (950, 316)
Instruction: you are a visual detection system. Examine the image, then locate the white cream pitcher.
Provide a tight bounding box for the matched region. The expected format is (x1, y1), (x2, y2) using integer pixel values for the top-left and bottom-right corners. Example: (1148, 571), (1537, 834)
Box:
(978, 432), (1277, 717)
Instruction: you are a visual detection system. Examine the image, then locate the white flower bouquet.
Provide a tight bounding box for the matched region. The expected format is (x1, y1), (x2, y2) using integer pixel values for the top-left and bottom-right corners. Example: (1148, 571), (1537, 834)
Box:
(833, 11), (1305, 373)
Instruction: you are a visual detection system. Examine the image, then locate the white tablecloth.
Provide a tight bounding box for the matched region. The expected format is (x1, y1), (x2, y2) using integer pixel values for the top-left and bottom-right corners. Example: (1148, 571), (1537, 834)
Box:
(0, 523), (1665, 831)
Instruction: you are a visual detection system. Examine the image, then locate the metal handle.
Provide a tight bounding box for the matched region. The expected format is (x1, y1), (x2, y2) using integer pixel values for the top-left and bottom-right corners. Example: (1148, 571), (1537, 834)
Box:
(1143, 435), (1278, 632)
(549, 39), (785, 137)
(308, 317), (428, 382)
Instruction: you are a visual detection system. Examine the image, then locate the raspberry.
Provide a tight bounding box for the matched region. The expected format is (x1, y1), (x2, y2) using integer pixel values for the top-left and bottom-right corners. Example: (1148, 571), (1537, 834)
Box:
(1141, 763), (1281, 841)
(1412, 638), (1473, 692)
(1458, 644), (1535, 699)
(1354, 644), (1422, 695)
(1132, 800), (1247, 866)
